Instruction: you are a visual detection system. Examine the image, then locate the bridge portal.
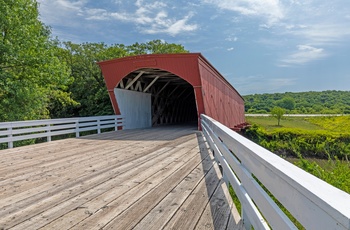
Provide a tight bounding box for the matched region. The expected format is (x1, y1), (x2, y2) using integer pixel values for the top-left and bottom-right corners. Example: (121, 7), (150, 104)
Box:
(98, 53), (245, 130)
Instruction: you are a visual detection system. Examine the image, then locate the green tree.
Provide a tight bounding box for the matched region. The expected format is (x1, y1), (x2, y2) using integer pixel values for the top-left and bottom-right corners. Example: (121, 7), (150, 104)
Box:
(0, 0), (74, 121)
(276, 97), (295, 111)
(271, 107), (285, 126)
(127, 39), (188, 55)
(243, 91), (350, 114)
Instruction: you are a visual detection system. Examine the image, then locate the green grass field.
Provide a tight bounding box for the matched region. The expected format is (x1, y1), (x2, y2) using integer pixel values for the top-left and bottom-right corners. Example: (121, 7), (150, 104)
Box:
(246, 115), (350, 134)
(246, 116), (323, 132)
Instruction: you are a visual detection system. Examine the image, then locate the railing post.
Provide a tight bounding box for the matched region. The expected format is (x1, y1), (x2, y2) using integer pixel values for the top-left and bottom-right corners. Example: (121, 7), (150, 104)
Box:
(242, 209), (253, 230)
(8, 127), (13, 149)
(47, 124), (51, 142)
(115, 117), (118, 131)
(97, 118), (101, 134)
(75, 121), (80, 137)
(221, 168), (229, 186)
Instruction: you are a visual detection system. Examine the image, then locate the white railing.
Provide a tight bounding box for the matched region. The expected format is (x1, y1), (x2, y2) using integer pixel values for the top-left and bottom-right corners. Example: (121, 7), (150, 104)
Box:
(201, 114), (350, 230)
(0, 115), (124, 149)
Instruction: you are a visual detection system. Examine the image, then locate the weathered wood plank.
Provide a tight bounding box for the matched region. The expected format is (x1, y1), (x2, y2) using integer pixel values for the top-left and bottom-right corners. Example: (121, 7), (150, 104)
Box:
(195, 179), (241, 230)
(132, 159), (214, 229)
(40, 145), (200, 229)
(1, 141), (181, 228)
(0, 127), (240, 230)
(0, 131), (196, 197)
(163, 160), (222, 229)
(132, 135), (213, 230)
(70, 146), (206, 229)
(0, 142), (161, 204)
(14, 144), (198, 229)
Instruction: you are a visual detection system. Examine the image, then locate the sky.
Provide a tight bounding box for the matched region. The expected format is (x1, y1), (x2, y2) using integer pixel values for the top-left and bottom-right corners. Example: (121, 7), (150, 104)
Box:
(37, 0), (350, 95)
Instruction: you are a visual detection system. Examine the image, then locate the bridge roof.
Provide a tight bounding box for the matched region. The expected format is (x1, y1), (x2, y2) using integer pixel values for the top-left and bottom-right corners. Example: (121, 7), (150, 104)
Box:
(98, 53), (243, 100)
(98, 53), (246, 129)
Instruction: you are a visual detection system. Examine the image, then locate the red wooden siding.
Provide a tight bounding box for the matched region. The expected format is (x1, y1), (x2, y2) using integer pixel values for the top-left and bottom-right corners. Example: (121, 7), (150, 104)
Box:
(98, 53), (245, 129)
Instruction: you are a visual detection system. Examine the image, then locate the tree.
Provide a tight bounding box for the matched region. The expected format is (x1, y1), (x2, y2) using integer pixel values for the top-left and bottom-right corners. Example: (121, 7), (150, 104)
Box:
(276, 97), (295, 111)
(271, 107), (285, 126)
(127, 39), (188, 55)
(0, 0), (74, 121)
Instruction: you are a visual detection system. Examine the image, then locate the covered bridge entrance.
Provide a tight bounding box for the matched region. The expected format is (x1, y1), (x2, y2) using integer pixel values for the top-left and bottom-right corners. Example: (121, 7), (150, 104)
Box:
(98, 53), (245, 130)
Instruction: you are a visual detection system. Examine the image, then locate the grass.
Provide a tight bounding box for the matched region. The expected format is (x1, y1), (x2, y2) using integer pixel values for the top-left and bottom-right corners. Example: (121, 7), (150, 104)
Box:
(246, 115), (350, 134)
(246, 116), (323, 132)
(245, 114), (350, 192)
(306, 116), (350, 133)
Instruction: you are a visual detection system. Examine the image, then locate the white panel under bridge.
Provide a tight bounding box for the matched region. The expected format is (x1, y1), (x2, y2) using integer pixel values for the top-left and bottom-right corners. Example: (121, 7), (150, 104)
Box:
(114, 88), (151, 129)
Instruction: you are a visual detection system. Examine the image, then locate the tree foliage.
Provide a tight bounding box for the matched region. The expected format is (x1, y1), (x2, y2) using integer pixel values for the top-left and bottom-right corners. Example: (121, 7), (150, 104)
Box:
(270, 107), (285, 126)
(0, 0), (188, 121)
(244, 91), (350, 114)
(0, 0), (74, 121)
(276, 97), (295, 111)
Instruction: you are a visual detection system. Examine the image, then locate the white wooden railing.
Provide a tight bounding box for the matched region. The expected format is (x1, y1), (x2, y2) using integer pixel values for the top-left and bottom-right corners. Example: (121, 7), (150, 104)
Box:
(201, 114), (350, 230)
(0, 115), (124, 149)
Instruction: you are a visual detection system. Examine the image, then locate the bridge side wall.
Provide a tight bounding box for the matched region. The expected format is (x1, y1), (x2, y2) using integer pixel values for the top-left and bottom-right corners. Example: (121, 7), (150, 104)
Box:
(198, 56), (245, 129)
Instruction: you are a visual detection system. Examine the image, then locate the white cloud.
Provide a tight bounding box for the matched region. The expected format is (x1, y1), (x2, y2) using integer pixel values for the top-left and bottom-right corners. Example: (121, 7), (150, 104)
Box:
(108, 5), (197, 36)
(38, 0), (198, 37)
(204, 0), (284, 25)
(288, 23), (350, 46)
(38, 0), (83, 24)
(234, 75), (296, 95)
(55, 0), (85, 11)
(280, 45), (327, 65)
(227, 47), (234, 51)
(163, 15), (198, 36)
(226, 36), (238, 42)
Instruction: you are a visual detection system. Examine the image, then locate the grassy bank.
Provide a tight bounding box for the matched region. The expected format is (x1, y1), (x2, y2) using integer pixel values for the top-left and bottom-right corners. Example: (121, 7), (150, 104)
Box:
(245, 116), (350, 159)
(244, 115), (350, 194)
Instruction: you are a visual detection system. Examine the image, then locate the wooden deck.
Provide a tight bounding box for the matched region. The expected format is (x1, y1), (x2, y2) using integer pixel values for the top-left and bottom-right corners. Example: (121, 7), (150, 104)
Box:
(0, 126), (242, 230)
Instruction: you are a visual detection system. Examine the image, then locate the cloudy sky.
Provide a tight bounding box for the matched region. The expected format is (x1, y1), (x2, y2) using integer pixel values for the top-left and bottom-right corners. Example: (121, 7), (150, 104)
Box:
(37, 0), (350, 95)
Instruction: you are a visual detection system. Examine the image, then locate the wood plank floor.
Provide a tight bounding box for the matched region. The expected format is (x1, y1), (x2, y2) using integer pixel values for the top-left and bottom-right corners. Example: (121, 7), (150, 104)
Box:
(0, 126), (242, 230)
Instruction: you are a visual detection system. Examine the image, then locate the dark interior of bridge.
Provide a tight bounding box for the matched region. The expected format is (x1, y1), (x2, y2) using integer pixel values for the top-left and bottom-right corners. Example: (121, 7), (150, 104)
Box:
(117, 68), (198, 126)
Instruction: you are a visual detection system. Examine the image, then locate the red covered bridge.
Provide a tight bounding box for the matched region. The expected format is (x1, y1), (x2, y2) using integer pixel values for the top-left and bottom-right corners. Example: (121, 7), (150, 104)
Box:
(98, 53), (245, 130)
(2, 54), (350, 230)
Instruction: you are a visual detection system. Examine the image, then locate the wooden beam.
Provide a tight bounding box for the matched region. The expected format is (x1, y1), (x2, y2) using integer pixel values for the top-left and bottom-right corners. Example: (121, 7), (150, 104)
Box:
(176, 88), (188, 99)
(183, 90), (193, 100)
(143, 76), (159, 93)
(118, 80), (125, 89)
(125, 79), (135, 90)
(135, 81), (142, 92)
(156, 81), (171, 96)
(125, 71), (144, 90)
(168, 85), (180, 97)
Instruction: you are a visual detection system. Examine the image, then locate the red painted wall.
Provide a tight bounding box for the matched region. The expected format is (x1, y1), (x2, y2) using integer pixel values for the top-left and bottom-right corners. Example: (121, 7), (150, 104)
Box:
(198, 56), (245, 128)
(98, 53), (245, 129)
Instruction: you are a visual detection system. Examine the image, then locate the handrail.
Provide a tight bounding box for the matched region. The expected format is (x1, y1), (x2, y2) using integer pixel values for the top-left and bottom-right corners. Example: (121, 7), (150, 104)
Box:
(0, 115), (124, 149)
(201, 114), (350, 230)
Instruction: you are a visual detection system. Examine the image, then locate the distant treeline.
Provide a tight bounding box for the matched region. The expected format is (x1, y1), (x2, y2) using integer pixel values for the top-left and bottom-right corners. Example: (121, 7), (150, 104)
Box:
(243, 91), (350, 114)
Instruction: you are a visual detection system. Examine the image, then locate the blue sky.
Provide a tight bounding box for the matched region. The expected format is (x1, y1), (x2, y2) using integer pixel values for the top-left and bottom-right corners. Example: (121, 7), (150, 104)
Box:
(37, 0), (350, 95)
